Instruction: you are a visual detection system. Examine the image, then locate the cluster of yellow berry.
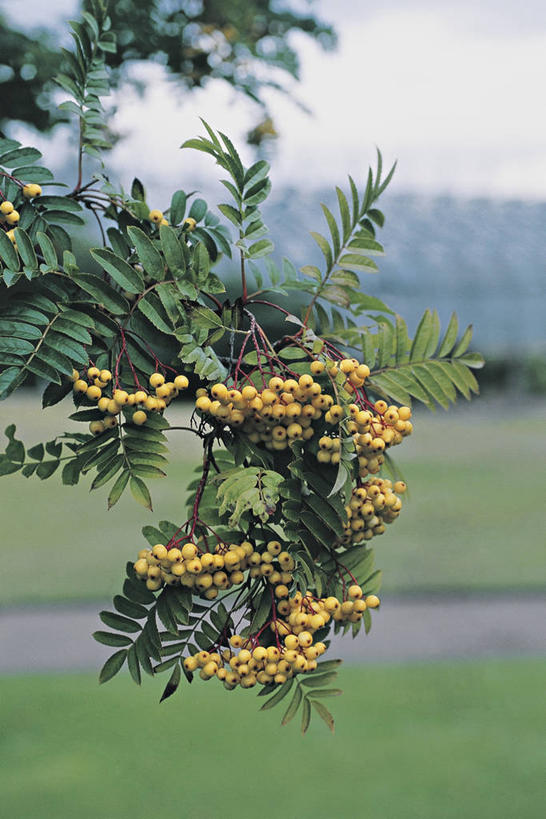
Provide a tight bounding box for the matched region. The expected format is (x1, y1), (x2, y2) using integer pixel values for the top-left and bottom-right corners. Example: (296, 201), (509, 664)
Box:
(148, 208), (197, 231)
(194, 361), (412, 464)
(340, 478), (407, 546)
(194, 372), (340, 450)
(1, 185), (42, 243)
(134, 540), (257, 597)
(181, 586), (380, 689)
(354, 400), (412, 477)
(246, 539), (295, 601)
(317, 400), (412, 476)
(71, 368), (189, 434)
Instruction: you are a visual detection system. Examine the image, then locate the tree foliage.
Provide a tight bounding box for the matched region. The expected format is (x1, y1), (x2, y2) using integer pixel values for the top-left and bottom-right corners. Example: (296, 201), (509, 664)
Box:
(0, 1), (483, 733)
(0, 0), (335, 140)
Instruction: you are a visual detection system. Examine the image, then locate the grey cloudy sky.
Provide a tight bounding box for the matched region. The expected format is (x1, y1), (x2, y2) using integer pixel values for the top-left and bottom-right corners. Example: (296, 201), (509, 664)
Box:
(4, 0), (545, 199)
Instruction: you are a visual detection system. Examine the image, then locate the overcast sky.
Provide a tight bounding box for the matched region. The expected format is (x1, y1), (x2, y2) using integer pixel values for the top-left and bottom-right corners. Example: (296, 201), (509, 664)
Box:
(4, 0), (546, 199)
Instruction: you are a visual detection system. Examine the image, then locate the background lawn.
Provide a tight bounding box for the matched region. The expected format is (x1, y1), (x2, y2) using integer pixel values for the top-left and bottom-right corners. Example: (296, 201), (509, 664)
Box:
(1, 658), (544, 819)
(0, 394), (545, 604)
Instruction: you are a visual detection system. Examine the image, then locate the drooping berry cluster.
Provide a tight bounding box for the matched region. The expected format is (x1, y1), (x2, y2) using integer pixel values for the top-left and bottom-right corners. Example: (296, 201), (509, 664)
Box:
(71, 367), (189, 434)
(341, 478), (407, 545)
(180, 586), (380, 690)
(134, 540), (256, 597)
(133, 538), (297, 597)
(194, 360), (412, 465)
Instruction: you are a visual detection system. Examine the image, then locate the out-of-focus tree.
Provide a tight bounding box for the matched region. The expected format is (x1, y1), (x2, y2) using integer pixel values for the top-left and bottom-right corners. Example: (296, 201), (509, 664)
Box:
(0, 1), (335, 143)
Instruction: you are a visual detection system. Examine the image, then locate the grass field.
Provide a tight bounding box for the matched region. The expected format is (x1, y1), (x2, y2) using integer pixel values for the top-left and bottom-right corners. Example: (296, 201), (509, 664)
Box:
(0, 395), (545, 604)
(1, 658), (543, 819)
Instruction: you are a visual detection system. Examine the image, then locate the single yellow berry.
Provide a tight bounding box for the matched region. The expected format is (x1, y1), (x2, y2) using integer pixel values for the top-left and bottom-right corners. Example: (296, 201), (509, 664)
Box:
(23, 183), (42, 198)
(183, 217), (197, 231)
(89, 420), (105, 435)
(172, 374), (188, 390)
(181, 542), (198, 560)
(365, 594), (380, 608)
(113, 389), (129, 405)
(0, 201), (14, 215)
(6, 210), (20, 225)
(183, 656), (198, 672)
(149, 372), (165, 389)
(73, 379), (88, 393)
(132, 410), (147, 426)
(148, 209), (163, 224)
(86, 385), (102, 401)
(152, 543), (168, 560)
(134, 558), (148, 577)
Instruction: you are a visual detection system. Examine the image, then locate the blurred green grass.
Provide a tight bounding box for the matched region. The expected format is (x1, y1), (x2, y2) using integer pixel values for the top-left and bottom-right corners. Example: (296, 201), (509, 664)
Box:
(1, 659), (543, 819)
(1, 395), (545, 604)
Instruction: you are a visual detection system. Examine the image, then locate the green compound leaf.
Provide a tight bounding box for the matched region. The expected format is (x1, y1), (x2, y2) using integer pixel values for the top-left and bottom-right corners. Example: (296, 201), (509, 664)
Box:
(301, 696), (311, 734)
(127, 226), (164, 279)
(99, 649), (127, 684)
(130, 475), (153, 511)
(260, 678), (294, 711)
(310, 699), (335, 732)
(90, 248), (144, 294)
(93, 631), (133, 647)
(281, 682), (303, 726)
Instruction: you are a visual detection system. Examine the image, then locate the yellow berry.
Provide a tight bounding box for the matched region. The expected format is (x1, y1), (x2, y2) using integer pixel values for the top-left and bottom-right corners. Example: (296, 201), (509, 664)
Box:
(152, 544), (168, 560)
(183, 656), (198, 672)
(211, 383), (228, 402)
(149, 372), (165, 389)
(23, 183), (42, 198)
(5, 210), (19, 225)
(132, 410), (147, 426)
(73, 379), (88, 393)
(149, 209), (163, 224)
(106, 400), (121, 415)
(195, 395), (211, 413)
(89, 420), (105, 435)
(365, 594), (380, 608)
(174, 375), (189, 390)
(134, 558), (148, 577)
(0, 200), (14, 215)
(86, 385), (102, 401)
(181, 542), (197, 560)
(183, 217), (197, 231)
